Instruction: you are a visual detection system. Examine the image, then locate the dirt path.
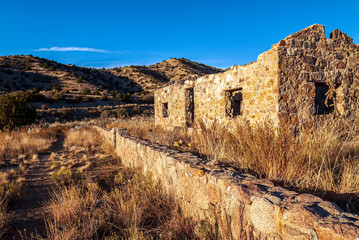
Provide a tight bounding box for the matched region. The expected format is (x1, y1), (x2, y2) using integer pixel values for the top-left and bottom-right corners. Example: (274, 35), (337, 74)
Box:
(7, 135), (64, 239)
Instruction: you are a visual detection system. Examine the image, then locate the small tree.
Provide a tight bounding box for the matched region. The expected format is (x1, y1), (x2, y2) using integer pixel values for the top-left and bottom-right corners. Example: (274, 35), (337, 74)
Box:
(0, 91), (37, 130)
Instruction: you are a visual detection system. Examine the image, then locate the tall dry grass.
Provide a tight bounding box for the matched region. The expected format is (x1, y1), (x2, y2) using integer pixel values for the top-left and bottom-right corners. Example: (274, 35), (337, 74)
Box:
(0, 126), (58, 236)
(192, 118), (359, 193)
(0, 127), (57, 163)
(105, 117), (190, 147)
(45, 169), (195, 240)
(64, 127), (101, 151)
(44, 126), (196, 239)
(106, 116), (359, 212)
(192, 118), (359, 212)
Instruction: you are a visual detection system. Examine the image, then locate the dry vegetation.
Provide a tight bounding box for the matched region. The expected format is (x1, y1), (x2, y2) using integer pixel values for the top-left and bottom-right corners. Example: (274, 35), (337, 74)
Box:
(0, 126), (59, 237)
(0, 127), (57, 163)
(43, 126), (197, 239)
(106, 116), (359, 213)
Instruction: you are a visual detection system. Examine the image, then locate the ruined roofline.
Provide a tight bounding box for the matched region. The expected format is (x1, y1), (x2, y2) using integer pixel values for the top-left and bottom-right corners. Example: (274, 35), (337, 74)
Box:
(282, 23), (355, 45)
(156, 24), (357, 92)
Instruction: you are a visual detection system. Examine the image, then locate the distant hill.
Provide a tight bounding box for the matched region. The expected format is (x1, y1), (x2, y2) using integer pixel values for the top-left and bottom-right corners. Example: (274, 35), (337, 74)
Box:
(0, 55), (223, 93)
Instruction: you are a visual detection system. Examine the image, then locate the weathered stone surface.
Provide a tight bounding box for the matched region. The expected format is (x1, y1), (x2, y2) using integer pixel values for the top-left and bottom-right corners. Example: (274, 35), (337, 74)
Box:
(295, 193), (323, 203)
(286, 205), (322, 230)
(315, 220), (359, 240)
(229, 183), (260, 205)
(250, 197), (277, 235)
(207, 183), (221, 204)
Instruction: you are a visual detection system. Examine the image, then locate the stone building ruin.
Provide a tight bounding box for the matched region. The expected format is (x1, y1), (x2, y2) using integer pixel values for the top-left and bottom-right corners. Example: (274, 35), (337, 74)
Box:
(155, 24), (359, 129)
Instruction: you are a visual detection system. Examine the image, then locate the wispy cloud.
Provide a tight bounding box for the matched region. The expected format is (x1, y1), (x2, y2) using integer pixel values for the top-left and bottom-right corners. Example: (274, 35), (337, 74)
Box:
(34, 47), (109, 53)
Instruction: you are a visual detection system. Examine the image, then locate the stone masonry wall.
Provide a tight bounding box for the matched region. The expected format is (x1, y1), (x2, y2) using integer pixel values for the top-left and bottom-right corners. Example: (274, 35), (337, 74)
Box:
(275, 24), (359, 127)
(155, 48), (280, 128)
(96, 126), (359, 240)
(193, 48), (280, 127)
(155, 81), (194, 128)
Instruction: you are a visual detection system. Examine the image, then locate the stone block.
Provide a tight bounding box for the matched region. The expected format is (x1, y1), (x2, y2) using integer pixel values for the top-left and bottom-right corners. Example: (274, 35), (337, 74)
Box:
(250, 197), (278, 235)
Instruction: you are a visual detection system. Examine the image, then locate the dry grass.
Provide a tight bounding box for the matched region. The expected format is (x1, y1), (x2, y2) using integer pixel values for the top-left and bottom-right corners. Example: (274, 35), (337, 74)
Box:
(0, 170), (24, 237)
(64, 127), (101, 151)
(105, 117), (190, 147)
(0, 127), (57, 163)
(106, 116), (359, 213)
(44, 126), (196, 239)
(46, 171), (195, 239)
(192, 118), (359, 193)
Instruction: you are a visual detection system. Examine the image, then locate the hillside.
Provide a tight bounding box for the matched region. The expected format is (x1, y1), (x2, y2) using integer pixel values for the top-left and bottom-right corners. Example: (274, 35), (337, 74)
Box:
(0, 55), (223, 94)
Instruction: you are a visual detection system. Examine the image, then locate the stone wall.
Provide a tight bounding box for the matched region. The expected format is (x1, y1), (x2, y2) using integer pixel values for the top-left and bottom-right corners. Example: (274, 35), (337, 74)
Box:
(96, 126), (359, 240)
(154, 82), (189, 128)
(276, 24), (359, 126)
(155, 24), (359, 129)
(155, 49), (280, 128)
(193, 48), (280, 127)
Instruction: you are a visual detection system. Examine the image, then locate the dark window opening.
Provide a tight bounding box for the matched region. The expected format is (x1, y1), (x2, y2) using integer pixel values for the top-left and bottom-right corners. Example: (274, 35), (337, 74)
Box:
(314, 83), (334, 115)
(225, 89), (242, 118)
(185, 88), (194, 127)
(162, 102), (168, 118)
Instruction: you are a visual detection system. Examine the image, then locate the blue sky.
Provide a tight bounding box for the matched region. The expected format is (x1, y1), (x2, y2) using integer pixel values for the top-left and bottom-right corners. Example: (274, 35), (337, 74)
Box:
(1, 0), (358, 69)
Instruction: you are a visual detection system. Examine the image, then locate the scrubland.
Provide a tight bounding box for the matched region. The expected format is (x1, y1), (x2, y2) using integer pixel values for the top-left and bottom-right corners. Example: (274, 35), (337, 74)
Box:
(1, 113), (358, 238)
(0, 123), (199, 239)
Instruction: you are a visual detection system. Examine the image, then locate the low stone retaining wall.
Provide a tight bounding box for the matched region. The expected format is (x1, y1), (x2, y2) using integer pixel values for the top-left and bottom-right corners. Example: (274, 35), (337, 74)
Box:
(95, 126), (359, 240)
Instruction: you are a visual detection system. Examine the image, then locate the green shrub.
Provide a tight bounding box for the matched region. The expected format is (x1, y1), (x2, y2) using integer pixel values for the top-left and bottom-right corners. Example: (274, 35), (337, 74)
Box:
(100, 94), (108, 101)
(81, 88), (91, 95)
(132, 106), (142, 114)
(101, 108), (129, 119)
(0, 91), (37, 130)
(116, 93), (132, 102)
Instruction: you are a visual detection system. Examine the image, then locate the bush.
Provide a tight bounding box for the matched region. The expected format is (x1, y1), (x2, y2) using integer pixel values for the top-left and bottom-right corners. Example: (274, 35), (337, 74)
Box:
(115, 93), (132, 102)
(132, 106), (142, 114)
(93, 89), (100, 95)
(100, 94), (108, 101)
(54, 92), (65, 100)
(139, 93), (154, 104)
(81, 88), (91, 95)
(0, 91), (37, 130)
(101, 108), (129, 119)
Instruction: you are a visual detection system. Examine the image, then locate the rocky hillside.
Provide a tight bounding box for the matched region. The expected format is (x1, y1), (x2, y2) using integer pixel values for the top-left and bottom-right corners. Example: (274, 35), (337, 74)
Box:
(0, 55), (223, 93)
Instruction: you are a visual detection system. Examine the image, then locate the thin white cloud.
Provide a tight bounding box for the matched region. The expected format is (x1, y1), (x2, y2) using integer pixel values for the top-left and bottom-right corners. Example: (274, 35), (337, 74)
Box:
(34, 47), (109, 53)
